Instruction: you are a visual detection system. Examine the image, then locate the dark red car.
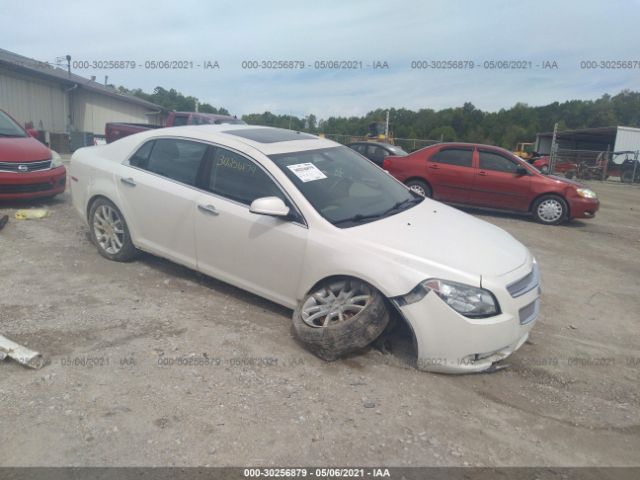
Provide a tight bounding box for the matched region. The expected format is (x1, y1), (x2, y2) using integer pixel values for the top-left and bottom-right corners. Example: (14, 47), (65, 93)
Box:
(0, 110), (66, 200)
(382, 142), (599, 225)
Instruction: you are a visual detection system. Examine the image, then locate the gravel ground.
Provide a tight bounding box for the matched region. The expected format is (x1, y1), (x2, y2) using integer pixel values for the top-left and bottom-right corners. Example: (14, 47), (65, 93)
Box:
(0, 172), (639, 467)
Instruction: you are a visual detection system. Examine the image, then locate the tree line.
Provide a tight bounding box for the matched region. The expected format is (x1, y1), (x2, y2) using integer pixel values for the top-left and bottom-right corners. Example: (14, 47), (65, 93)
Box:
(117, 86), (640, 149)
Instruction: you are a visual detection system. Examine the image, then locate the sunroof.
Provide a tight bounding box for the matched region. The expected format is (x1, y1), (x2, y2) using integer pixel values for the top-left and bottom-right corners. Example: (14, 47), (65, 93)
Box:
(223, 128), (317, 143)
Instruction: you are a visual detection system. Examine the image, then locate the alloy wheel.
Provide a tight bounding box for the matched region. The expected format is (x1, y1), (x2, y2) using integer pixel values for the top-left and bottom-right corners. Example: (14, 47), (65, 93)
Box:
(93, 205), (125, 254)
(301, 280), (372, 328)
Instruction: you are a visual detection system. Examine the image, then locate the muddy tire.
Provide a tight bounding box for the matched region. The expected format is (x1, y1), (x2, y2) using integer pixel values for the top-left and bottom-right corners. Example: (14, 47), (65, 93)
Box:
(406, 179), (432, 198)
(532, 194), (568, 226)
(292, 278), (390, 361)
(89, 198), (138, 262)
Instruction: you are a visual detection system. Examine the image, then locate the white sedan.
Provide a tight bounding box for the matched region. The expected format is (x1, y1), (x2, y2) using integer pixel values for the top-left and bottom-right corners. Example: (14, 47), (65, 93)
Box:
(70, 125), (540, 373)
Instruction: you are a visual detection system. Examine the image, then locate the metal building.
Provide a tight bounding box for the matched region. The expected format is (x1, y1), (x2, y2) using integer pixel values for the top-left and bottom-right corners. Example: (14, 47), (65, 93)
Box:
(0, 48), (165, 152)
(535, 126), (640, 154)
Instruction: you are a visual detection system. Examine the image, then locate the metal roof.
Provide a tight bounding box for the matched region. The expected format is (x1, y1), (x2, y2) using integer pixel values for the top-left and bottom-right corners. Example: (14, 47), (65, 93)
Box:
(0, 48), (166, 111)
(536, 126), (619, 142)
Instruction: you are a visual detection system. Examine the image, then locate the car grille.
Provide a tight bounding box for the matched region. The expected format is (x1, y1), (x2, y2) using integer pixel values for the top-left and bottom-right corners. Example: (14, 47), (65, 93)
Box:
(0, 160), (52, 173)
(519, 299), (539, 325)
(0, 182), (54, 193)
(507, 263), (540, 298)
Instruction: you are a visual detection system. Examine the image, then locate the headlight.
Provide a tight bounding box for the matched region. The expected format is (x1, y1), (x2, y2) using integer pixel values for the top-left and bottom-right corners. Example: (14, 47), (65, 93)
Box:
(576, 188), (597, 199)
(395, 279), (500, 318)
(50, 150), (63, 168)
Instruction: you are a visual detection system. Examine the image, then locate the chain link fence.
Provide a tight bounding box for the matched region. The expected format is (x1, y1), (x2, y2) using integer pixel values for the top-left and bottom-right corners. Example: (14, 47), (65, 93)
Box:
(546, 148), (640, 182)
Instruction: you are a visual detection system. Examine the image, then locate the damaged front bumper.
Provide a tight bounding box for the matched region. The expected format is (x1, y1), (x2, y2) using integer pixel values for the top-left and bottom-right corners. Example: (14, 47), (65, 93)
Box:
(392, 263), (540, 374)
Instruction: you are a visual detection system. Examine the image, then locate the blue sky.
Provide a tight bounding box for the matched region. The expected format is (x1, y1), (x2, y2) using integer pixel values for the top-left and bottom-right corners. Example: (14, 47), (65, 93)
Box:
(3, 0), (640, 119)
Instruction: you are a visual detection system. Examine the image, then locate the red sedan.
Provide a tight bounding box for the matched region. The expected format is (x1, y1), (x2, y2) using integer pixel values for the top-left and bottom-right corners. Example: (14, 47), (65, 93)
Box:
(382, 142), (599, 225)
(0, 110), (66, 200)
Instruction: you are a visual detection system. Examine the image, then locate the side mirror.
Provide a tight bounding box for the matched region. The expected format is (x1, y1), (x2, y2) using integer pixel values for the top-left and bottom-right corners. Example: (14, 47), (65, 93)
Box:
(249, 196), (290, 218)
(515, 166), (529, 176)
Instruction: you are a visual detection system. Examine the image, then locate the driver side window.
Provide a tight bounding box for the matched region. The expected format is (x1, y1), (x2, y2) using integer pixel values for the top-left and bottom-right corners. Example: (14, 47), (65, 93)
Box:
(206, 147), (284, 205)
(479, 150), (519, 173)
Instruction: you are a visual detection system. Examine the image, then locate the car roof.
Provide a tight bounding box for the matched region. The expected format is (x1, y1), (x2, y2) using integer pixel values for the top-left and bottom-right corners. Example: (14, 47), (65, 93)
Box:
(139, 124), (338, 155)
(417, 142), (512, 154)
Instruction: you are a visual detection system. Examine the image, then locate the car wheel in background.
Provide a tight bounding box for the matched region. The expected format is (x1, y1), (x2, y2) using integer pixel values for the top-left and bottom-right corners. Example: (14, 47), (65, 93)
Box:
(292, 278), (390, 361)
(532, 195), (568, 225)
(89, 198), (138, 262)
(620, 170), (634, 183)
(405, 179), (432, 197)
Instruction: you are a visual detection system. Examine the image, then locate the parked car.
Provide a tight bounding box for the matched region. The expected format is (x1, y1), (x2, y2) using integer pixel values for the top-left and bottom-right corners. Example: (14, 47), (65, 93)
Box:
(530, 155), (577, 175)
(0, 109), (66, 200)
(105, 111), (246, 143)
(70, 125), (540, 374)
(347, 141), (408, 167)
(383, 142), (599, 225)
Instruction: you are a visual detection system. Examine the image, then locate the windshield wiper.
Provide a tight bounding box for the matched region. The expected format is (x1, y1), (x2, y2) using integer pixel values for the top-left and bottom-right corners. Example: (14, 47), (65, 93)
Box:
(333, 212), (387, 225)
(382, 196), (422, 216)
(333, 196), (422, 226)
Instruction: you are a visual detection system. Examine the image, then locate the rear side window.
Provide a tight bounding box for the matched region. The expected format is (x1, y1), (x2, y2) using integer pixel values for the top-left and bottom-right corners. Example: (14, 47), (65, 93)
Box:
(129, 141), (154, 167)
(144, 139), (208, 186)
(432, 148), (473, 167)
(207, 147), (284, 205)
(479, 150), (519, 173)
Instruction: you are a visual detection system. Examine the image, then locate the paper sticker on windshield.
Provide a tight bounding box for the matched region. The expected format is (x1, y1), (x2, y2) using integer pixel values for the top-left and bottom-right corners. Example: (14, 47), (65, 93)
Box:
(287, 163), (327, 182)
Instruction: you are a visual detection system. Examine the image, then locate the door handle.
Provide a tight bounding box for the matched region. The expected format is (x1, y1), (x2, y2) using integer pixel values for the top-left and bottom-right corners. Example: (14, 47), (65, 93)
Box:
(198, 204), (219, 216)
(478, 171), (488, 176)
(120, 177), (136, 187)
(428, 164), (440, 169)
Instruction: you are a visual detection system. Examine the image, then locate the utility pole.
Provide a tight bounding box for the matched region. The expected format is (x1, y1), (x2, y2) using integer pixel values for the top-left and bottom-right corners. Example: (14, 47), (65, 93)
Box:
(549, 122), (559, 174)
(385, 110), (389, 140)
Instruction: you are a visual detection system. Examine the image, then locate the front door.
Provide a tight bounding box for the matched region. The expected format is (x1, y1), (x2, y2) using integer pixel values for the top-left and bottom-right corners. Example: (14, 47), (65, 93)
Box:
(470, 149), (532, 211)
(194, 146), (307, 308)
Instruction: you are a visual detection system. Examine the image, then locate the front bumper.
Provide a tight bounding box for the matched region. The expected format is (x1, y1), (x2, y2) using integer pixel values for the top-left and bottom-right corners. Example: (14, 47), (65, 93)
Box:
(0, 166), (66, 200)
(568, 197), (599, 219)
(395, 262), (540, 374)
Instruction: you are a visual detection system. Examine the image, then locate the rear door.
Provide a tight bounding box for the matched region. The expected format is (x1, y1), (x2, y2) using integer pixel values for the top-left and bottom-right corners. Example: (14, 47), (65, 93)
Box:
(425, 147), (475, 203)
(193, 146), (308, 308)
(470, 149), (531, 211)
(116, 138), (209, 268)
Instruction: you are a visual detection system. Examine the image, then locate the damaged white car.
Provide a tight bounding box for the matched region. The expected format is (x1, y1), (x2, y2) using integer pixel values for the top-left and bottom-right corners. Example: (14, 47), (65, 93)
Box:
(70, 125), (540, 373)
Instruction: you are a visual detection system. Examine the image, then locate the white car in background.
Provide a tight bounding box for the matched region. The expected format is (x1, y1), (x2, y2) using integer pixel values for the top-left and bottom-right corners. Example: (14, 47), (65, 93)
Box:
(70, 125), (540, 373)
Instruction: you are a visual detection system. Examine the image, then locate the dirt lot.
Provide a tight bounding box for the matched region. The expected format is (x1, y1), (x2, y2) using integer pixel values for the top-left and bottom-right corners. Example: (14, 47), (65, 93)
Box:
(1, 172), (639, 467)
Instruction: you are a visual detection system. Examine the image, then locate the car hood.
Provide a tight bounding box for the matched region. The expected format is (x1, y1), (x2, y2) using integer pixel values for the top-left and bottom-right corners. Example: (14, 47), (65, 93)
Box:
(549, 175), (586, 189)
(0, 136), (51, 162)
(347, 199), (529, 282)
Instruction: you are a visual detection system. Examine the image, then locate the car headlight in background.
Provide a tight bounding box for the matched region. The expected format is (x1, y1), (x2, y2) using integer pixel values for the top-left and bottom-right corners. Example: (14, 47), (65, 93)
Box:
(393, 279), (500, 318)
(576, 188), (597, 199)
(50, 150), (63, 168)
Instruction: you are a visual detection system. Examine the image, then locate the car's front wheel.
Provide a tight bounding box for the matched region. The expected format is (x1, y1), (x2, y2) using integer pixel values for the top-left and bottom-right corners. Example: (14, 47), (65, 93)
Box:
(532, 195), (568, 225)
(406, 179), (432, 197)
(89, 198), (138, 262)
(292, 278), (390, 361)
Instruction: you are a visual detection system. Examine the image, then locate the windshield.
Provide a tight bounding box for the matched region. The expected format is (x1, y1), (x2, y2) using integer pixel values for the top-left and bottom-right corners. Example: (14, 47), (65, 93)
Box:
(0, 111), (27, 137)
(270, 146), (423, 228)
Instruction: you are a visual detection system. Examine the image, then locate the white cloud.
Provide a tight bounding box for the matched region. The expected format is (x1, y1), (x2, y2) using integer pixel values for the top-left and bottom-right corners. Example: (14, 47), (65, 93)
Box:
(3, 0), (639, 118)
